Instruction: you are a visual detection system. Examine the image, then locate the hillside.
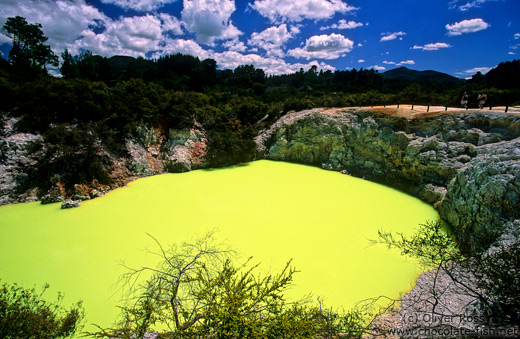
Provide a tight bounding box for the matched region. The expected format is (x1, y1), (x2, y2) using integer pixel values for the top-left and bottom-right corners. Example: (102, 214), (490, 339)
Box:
(382, 66), (461, 83)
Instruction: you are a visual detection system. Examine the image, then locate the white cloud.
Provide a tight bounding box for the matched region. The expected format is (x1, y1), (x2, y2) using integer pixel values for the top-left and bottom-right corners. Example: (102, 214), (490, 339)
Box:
(152, 38), (210, 59)
(509, 51), (516, 55)
(446, 18), (489, 36)
(515, 33), (520, 40)
(75, 15), (163, 57)
(412, 42), (452, 51)
(210, 50), (334, 74)
(320, 19), (363, 31)
(181, 0), (241, 45)
(369, 65), (385, 71)
(449, 0), (499, 11)
(0, 33), (11, 44)
(380, 31), (406, 42)
(100, 0), (176, 11)
(250, 0), (356, 23)
(288, 33), (354, 60)
(383, 60), (415, 66)
(358, 59), (365, 63)
(150, 38), (336, 75)
(464, 66), (492, 74)
(222, 38), (248, 52)
(0, 0), (108, 53)
(159, 13), (184, 35)
(248, 24), (298, 57)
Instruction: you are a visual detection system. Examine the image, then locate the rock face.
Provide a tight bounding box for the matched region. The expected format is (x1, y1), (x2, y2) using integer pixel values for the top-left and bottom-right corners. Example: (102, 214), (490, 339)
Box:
(257, 108), (520, 253)
(0, 117), (209, 206)
(0, 117), (42, 205)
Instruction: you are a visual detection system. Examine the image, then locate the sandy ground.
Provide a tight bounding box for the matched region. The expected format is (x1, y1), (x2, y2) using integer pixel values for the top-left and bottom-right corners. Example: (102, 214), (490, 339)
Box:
(321, 104), (520, 119)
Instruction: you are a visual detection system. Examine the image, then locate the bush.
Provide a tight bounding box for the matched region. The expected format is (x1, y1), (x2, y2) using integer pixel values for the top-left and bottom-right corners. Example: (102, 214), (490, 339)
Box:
(88, 234), (371, 338)
(0, 281), (84, 339)
(375, 220), (520, 326)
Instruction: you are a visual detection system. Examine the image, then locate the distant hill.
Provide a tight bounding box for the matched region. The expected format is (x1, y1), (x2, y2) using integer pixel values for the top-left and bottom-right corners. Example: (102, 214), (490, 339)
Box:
(382, 67), (460, 83)
(108, 55), (136, 73)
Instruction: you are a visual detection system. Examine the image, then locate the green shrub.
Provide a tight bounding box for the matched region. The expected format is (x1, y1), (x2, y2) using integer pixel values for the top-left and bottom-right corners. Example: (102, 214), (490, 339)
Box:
(0, 281), (84, 339)
(88, 234), (371, 339)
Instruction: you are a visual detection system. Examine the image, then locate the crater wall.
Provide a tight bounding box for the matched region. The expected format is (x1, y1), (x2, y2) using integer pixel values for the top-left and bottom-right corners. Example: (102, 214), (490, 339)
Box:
(256, 108), (520, 253)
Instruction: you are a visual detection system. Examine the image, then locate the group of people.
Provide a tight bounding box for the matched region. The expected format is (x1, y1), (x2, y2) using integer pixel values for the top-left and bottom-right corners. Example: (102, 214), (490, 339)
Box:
(461, 92), (487, 109)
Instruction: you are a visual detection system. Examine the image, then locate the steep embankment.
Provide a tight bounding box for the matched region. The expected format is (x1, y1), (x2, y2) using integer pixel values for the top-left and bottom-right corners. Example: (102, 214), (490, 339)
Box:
(256, 107), (520, 253)
(0, 117), (208, 206)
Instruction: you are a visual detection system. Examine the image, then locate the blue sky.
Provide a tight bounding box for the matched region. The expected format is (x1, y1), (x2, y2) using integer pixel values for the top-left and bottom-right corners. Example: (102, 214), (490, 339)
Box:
(1, 0), (519, 77)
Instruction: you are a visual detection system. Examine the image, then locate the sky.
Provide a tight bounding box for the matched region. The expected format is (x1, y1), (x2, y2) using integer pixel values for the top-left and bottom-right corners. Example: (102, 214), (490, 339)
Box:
(0, 0), (519, 77)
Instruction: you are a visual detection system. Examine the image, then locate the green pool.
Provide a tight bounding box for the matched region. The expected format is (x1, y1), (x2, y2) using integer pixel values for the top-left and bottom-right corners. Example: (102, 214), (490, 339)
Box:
(0, 160), (438, 331)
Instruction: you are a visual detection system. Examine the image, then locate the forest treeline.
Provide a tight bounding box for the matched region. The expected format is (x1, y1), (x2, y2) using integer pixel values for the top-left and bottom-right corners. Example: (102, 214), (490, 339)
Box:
(1, 16), (520, 194)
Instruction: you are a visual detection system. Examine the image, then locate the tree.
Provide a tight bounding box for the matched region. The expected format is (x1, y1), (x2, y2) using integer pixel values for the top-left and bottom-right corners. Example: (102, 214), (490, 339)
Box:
(0, 281), (84, 339)
(88, 233), (371, 338)
(2, 16), (58, 75)
(374, 221), (520, 330)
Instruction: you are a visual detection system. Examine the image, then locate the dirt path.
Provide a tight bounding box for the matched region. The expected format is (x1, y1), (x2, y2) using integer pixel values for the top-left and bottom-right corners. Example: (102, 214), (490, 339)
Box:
(339, 104), (520, 119)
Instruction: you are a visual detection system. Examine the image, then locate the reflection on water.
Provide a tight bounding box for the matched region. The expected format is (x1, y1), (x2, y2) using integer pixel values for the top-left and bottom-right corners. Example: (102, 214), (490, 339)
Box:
(0, 160), (438, 331)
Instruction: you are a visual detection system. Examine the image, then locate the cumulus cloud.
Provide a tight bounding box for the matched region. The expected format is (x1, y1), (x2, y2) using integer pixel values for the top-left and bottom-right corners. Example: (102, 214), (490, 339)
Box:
(198, 50), (334, 74)
(75, 15), (163, 57)
(398, 60), (415, 65)
(152, 38), (210, 59)
(159, 13), (184, 35)
(149, 38), (335, 75)
(320, 19), (363, 31)
(250, 0), (356, 23)
(248, 24), (299, 57)
(288, 33), (354, 59)
(100, 0), (176, 11)
(383, 60), (415, 66)
(358, 59), (365, 63)
(369, 65), (385, 71)
(222, 38), (248, 52)
(380, 31), (406, 42)
(446, 18), (489, 36)
(412, 42), (452, 51)
(0, 0), (108, 53)
(181, 0), (241, 45)
(515, 33), (520, 39)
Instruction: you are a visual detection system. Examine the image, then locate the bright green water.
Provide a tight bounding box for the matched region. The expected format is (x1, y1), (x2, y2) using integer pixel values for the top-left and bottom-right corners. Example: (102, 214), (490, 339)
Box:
(0, 160), (438, 331)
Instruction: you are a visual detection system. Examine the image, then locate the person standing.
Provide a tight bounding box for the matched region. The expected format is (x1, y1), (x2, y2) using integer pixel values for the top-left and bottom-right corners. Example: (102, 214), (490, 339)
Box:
(461, 92), (469, 109)
(478, 93), (487, 109)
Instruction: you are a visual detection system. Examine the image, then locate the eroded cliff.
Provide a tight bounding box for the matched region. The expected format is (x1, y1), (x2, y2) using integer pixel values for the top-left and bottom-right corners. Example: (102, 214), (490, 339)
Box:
(0, 117), (208, 206)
